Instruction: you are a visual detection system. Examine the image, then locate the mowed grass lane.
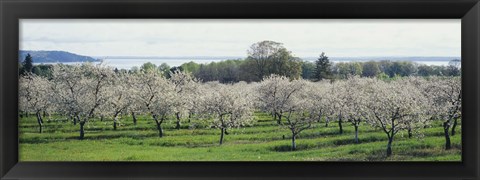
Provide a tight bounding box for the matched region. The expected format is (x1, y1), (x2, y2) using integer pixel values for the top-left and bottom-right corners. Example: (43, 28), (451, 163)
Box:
(19, 112), (461, 161)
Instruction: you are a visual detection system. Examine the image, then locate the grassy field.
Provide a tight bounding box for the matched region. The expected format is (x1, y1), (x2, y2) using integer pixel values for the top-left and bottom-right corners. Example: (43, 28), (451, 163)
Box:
(19, 112), (461, 161)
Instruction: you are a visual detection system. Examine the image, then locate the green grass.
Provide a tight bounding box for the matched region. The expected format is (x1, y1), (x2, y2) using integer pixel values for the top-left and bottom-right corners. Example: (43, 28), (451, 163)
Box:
(19, 112), (461, 161)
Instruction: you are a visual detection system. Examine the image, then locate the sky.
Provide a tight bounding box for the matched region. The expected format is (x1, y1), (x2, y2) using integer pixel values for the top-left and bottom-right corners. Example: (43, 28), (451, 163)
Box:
(20, 19), (461, 58)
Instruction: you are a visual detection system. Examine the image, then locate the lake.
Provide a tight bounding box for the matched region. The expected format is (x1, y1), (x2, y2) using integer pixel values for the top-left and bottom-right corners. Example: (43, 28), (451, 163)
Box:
(34, 57), (455, 70)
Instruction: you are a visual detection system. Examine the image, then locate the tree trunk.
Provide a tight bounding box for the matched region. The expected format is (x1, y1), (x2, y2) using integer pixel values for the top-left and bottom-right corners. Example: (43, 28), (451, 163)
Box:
(132, 112), (137, 125)
(408, 127), (412, 138)
(73, 115), (77, 125)
(338, 119), (343, 134)
(291, 133), (297, 151)
(219, 128), (225, 145)
(113, 116), (118, 130)
(79, 121), (85, 140)
(36, 112), (43, 133)
(317, 113), (322, 123)
(354, 125), (359, 144)
(188, 113), (192, 123)
(156, 121), (163, 137)
(276, 113), (282, 125)
(100, 115), (104, 122)
(175, 112), (181, 130)
(386, 137), (393, 157)
(444, 122), (451, 150)
(325, 117), (329, 127)
(451, 117), (458, 136)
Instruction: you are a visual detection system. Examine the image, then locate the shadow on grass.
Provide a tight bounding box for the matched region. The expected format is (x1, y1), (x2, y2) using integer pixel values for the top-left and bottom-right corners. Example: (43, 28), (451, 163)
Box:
(332, 136), (384, 146)
(364, 149), (389, 161)
(19, 132), (160, 144)
(271, 144), (313, 152)
(270, 135), (386, 152)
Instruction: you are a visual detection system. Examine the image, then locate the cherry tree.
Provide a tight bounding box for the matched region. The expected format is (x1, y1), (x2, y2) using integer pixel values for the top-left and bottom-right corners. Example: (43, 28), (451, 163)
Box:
(400, 76), (434, 138)
(52, 63), (113, 139)
(128, 101), (142, 126)
(19, 74), (54, 133)
(256, 74), (303, 124)
(186, 86), (205, 123)
(124, 74), (143, 125)
(322, 81), (347, 134)
(201, 82), (255, 145)
(305, 81), (330, 125)
(99, 73), (135, 130)
(50, 64), (84, 125)
(169, 70), (200, 129)
(426, 76), (461, 149)
(364, 78), (428, 156)
(339, 77), (372, 143)
(132, 71), (175, 137)
(279, 79), (314, 150)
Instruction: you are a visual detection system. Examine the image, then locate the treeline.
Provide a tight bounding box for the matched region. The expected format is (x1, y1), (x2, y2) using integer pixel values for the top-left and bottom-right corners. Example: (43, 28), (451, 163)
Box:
(134, 41), (461, 82)
(18, 53), (55, 78)
(175, 58), (461, 83)
(20, 59), (462, 83)
(19, 40), (461, 82)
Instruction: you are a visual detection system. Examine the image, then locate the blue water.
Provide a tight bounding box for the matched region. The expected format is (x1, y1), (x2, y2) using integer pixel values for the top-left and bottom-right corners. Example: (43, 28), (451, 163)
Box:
(104, 58), (232, 69)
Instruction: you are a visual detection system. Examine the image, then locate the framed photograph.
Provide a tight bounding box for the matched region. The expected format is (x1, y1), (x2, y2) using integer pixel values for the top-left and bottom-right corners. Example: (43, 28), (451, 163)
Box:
(1, 0), (479, 179)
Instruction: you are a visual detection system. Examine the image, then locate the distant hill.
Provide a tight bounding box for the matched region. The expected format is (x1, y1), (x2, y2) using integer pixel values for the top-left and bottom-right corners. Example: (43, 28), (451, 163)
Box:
(19, 50), (98, 63)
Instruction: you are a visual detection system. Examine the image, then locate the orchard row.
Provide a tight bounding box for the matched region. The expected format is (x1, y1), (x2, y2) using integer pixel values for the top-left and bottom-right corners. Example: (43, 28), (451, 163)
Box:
(19, 63), (461, 156)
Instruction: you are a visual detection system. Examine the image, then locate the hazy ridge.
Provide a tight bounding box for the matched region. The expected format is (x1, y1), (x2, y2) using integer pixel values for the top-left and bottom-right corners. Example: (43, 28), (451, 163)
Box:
(19, 50), (98, 63)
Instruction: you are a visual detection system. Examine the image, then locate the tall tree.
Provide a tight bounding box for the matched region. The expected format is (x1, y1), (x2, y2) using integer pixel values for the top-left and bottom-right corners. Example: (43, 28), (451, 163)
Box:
(446, 59), (461, 76)
(140, 62), (157, 73)
(362, 61), (380, 77)
(301, 61), (316, 80)
(448, 59), (461, 69)
(158, 63), (171, 77)
(21, 53), (34, 75)
(313, 52), (332, 81)
(245, 41), (301, 81)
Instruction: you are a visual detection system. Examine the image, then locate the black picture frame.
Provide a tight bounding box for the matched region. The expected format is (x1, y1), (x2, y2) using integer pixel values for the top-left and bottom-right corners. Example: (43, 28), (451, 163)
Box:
(1, 0), (479, 179)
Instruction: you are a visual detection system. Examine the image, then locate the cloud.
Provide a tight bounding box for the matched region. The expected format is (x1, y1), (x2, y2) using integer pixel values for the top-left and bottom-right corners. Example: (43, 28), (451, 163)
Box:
(19, 19), (461, 57)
